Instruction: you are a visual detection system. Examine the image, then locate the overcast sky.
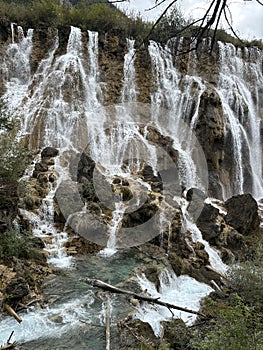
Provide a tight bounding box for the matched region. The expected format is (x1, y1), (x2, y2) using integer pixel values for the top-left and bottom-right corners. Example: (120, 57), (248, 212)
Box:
(116, 0), (263, 40)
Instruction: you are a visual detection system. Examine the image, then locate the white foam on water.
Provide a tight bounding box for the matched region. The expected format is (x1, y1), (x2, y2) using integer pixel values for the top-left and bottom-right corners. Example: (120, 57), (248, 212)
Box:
(134, 268), (213, 337)
(0, 293), (96, 345)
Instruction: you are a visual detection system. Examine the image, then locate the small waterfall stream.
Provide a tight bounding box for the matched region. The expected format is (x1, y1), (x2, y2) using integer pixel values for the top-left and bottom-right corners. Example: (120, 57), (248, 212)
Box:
(21, 186), (73, 268)
(121, 38), (137, 103)
(100, 199), (126, 257)
(181, 199), (228, 274)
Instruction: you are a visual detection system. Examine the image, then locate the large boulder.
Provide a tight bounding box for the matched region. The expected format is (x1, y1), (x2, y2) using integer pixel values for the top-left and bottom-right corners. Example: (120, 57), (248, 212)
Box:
(77, 152), (96, 182)
(225, 194), (260, 235)
(41, 146), (59, 158)
(186, 188), (207, 221)
(196, 203), (221, 241)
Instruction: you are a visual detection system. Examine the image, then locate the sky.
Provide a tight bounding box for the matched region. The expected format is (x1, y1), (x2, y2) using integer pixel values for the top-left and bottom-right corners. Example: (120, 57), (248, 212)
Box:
(116, 0), (263, 40)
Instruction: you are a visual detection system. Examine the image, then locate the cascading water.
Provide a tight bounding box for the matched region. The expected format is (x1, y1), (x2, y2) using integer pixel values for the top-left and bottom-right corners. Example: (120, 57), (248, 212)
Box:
(21, 26), (101, 150)
(135, 268), (213, 337)
(148, 40), (207, 191)
(121, 38), (137, 103)
(2, 24), (33, 115)
(16, 27), (104, 267)
(100, 199), (126, 257)
(181, 199), (228, 274)
(217, 41), (263, 199)
(147, 41), (228, 276)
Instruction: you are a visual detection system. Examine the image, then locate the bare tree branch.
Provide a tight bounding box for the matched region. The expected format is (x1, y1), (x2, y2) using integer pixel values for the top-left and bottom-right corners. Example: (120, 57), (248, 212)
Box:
(210, 0), (227, 52)
(145, 0), (167, 11)
(147, 0), (179, 34)
(110, 0), (262, 54)
(223, 6), (244, 44)
(81, 278), (206, 317)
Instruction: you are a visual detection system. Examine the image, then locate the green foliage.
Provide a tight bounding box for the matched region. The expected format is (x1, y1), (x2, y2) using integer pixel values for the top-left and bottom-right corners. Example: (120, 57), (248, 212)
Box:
(231, 230), (263, 306)
(0, 0), (151, 39)
(0, 0), (262, 49)
(191, 294), (263, 350)
(0, 104), (30, 184)
(228, 263), (263, 307)
(0, 136), (29, 184)
(0, 228), (43, 260)
(191, 240), (263, 350)
(211, 29), (263, 50)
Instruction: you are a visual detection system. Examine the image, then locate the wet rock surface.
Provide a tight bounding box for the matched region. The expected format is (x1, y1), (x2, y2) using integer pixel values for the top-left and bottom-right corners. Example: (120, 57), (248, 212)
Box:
(225, 193), (260, 235)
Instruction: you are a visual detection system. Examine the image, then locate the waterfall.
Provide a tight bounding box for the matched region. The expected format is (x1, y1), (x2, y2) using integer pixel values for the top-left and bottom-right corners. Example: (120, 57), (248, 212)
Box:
(20, 26), (103, 150)
(19, 158), (73, 268)
(1, 25), (33, 115)
(217, 42), (263, 199)
(181, 199), (228, 274)
(135, 268), (213, 337)
(3, 26), (106, 268)
(87, 30), (102, 108)
(148, 40), (207, 192)
(121, 38), (137, 103)
(1, 24), (263, 347)
(100, 199), (126, 257)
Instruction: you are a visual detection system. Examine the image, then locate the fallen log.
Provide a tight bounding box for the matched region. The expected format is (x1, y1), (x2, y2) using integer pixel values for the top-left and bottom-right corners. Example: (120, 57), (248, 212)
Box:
(81, 278), (205, 317)
(3, 304), (22, 323)
(105, 294), (111, 350)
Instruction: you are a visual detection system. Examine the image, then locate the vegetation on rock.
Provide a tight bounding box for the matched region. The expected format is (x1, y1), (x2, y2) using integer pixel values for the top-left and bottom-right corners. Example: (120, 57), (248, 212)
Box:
(0, 228), (44, 260)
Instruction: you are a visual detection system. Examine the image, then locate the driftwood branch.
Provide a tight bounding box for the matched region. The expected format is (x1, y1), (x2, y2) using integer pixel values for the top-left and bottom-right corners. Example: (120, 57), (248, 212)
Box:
(81, 278), (205, 317)
(3, 304), (22, 323)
